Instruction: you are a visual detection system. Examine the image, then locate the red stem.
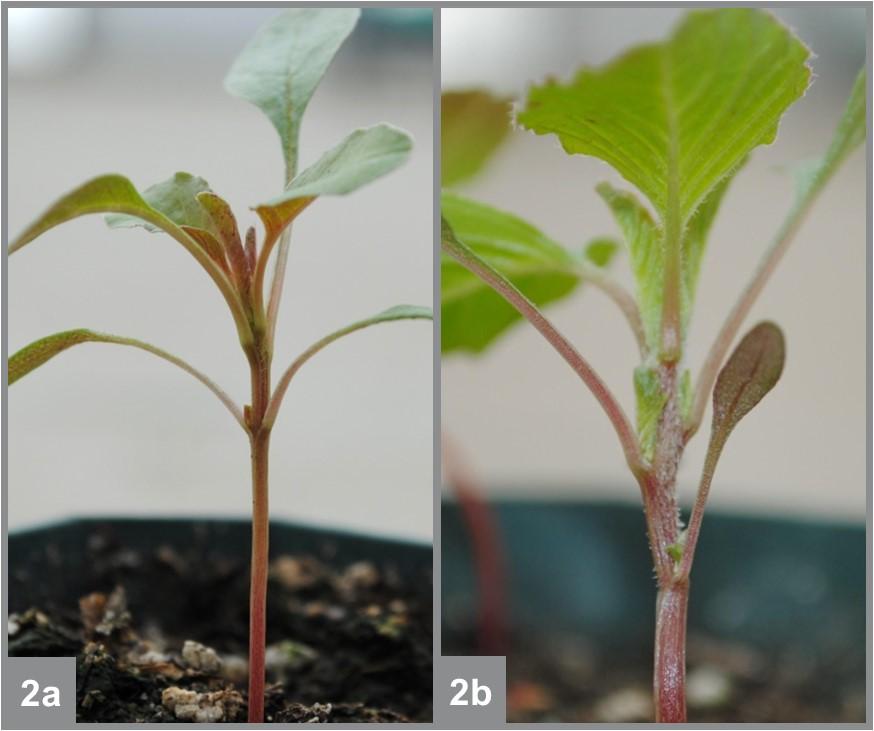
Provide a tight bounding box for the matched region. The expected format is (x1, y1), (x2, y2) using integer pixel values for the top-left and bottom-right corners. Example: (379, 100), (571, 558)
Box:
(443, 436), (508, 656)
(247, 430), (270, 723)
(247, 346), (272, 724)
(654, 581), (689, 722)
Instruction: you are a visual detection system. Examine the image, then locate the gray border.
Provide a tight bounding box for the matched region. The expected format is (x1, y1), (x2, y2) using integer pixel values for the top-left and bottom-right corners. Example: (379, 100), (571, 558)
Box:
(3, 2), (872, 730)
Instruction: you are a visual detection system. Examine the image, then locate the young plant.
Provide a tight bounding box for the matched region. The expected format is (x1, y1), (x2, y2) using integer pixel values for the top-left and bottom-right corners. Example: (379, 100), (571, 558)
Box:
(441, 9), (864, 722)
(9, 9), (431, 724)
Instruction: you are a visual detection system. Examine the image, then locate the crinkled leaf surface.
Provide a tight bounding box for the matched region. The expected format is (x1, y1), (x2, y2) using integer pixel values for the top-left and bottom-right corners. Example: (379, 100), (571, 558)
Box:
(224, 8), (359, 177)
(105, 172), (215, 234)
(710, 321), (785, 454)
(255, 124), (412, 239)
(519, 9), (810, 228)
(441, 193), (615, 353)
(442, 90), (512, 186)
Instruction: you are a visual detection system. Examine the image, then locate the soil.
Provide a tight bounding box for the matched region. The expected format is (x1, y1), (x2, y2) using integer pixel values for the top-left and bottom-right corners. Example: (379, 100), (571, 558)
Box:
(8, 523), (432, 723)
(446, 627), (865, 723)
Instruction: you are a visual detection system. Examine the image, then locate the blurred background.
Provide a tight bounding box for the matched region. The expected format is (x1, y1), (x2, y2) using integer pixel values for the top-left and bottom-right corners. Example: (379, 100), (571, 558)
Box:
(441, 8), (867, 521)
(8, 8), (433, 540)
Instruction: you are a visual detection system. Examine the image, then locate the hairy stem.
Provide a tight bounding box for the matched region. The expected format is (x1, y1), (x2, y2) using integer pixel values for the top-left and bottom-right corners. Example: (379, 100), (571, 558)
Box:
(654, 581), (689, 722)
(443, 231), (646, 477)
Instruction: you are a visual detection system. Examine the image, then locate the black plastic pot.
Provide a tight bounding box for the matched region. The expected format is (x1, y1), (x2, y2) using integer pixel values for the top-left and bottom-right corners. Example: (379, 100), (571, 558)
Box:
(9, 517), (431, 615)
(442, 498), (865, 720)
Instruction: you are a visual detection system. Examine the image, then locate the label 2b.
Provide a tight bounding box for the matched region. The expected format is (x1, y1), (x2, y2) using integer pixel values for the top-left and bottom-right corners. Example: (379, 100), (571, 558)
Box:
(20, 679), (61, 707)
(449, 677), (492, 706)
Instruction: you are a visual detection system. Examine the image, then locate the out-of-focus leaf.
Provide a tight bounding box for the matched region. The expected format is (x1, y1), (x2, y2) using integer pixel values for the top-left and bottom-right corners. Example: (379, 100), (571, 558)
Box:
(441, 193), (607, 354)
(442, 90), (512, 186)
(224, 8), (360, 178)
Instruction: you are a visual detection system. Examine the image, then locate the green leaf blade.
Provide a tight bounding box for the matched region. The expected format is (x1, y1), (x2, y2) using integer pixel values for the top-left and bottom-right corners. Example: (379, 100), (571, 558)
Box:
(9, 329), (95, 384)
(255, 124), (412, 237)
(10, 175), (156, 254)
(224, 8), (360, 178)
(519, 9), (811, 226)
(442, 90), (512, 186)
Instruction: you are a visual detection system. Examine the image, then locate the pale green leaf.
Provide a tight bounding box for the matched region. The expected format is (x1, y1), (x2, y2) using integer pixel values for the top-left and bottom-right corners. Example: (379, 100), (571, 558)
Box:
(254, 124), (412, 239)
(442, 90), (512, 186)
(9, 329), (245, 426)
(224, 8), (359, 178)
(9, 175), (171, 254)
(105, 172), (215, 234)
(519, 9), (810, 228)
(442, 193), (614, 353)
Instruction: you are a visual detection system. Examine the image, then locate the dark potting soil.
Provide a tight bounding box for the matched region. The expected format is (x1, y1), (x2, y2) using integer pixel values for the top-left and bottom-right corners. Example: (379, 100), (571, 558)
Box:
(445, 628), (865, 723)
(8, 524), (432, 723)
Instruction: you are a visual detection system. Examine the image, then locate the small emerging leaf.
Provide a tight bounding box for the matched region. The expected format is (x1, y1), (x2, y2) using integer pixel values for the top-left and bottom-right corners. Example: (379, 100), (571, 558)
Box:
(255, 124), (412, 240)
(225, 8), (360, 179)
(442, 90), (512, 186)
(711, 321), (785, 452)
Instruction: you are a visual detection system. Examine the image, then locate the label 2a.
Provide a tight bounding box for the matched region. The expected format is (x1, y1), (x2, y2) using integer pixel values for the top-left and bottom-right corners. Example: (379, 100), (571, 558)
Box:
(20, 679), (61, 707)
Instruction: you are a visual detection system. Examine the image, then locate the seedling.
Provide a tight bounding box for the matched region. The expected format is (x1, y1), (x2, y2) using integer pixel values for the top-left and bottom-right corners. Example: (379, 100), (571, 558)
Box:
(441, 9), (864, 722)
(9, 9), (430, 723)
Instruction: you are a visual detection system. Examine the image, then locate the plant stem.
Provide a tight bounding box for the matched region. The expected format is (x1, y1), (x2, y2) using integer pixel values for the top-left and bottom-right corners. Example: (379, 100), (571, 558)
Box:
(247, 429), (270, 723)
(654, 580), (689, 722)
(246, 344), (272, 724)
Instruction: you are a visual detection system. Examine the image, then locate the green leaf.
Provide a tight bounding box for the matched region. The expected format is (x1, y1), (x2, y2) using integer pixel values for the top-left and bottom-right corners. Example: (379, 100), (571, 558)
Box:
(442, 193), (606, 354)
(10, 329), (96, 384)
(710, 321), (785, 454)
(442, 90), (513, 186)
(10, 175), (168, 254)
(519, 9), (810, 228)
(584, 237), (619, 267)
(9, 329), (245, 426)
(793, 68), (865, 207)
(254, 124), (412, 240)
(105, 172), (215, 234)
(224, 8), (360, 179)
